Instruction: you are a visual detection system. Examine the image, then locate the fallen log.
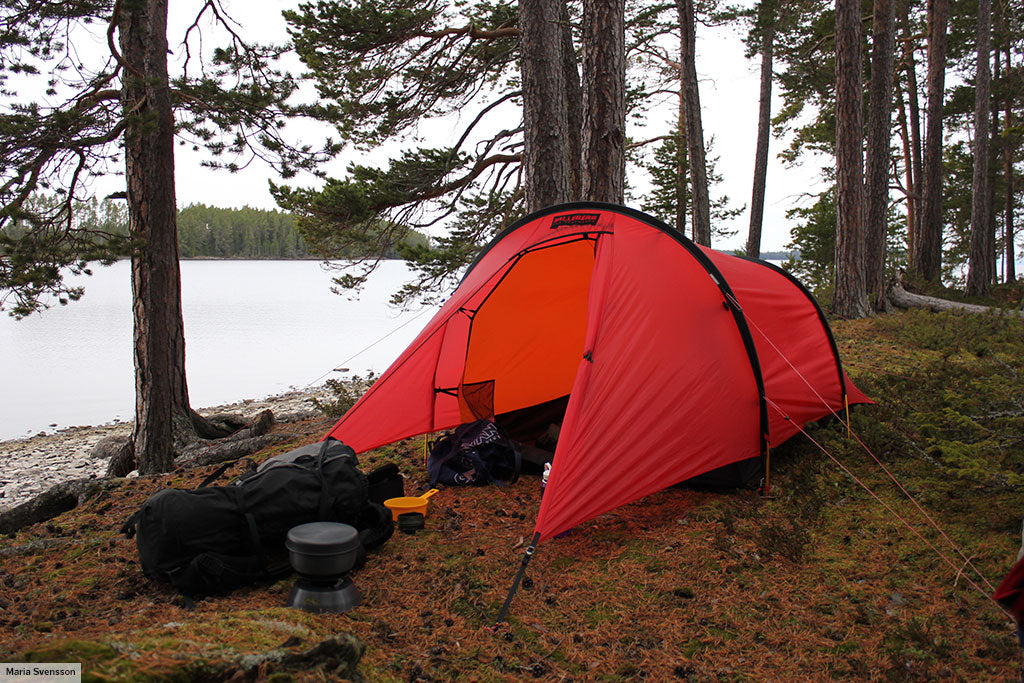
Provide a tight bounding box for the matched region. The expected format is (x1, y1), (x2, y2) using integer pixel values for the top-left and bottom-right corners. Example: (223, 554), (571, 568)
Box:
(887, 282), (1023, 317)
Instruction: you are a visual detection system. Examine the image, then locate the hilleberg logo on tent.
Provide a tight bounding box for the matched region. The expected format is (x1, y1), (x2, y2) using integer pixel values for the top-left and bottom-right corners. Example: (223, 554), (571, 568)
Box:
(550, 213), (600, 229)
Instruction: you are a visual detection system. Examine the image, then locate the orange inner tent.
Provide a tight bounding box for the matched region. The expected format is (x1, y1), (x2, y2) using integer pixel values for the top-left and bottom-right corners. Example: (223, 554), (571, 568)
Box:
(461, 239), (594, 419)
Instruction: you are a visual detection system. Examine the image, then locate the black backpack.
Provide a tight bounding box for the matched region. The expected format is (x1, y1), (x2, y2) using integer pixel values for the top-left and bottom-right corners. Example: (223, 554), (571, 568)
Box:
(426, 420), (521, 487)
(122, 438), (393, 598)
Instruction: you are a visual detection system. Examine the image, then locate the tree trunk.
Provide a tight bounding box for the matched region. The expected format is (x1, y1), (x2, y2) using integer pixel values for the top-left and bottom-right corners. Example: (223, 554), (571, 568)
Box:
(677, 0), (711, 246)
(865, 0), (897, 310)
(581, 0), (625, 204)
(675, 85), (687, 233)
(895, 77), (915, 243)
(120, 0), (190, 474)
(913, 0), (948, 282)
(832, 0), (870, 319)
(965, 0), (993, 296)
(746, 18), (774, 260)
(900, 0), (924, 259)
(561, 2), (583, 200)
(1004, 46), (1016, 284)
(987, 42), (999, 286)
(519, 0), (571, 212)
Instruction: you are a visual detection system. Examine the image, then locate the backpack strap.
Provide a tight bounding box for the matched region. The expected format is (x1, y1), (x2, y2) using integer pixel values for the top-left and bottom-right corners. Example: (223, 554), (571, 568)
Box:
(488, 426), (521, 487)
(506, 441), (522, 485)
(198, 461), (235, 489)
(316, 438), (333, 519)
(120, 512), (139, 539)
(426, 434), (460, 487)
(232, 487), (268, 573)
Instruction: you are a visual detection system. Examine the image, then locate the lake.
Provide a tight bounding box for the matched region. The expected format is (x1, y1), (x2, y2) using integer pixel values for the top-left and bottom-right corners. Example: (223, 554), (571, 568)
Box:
(0, 260), (436, 441)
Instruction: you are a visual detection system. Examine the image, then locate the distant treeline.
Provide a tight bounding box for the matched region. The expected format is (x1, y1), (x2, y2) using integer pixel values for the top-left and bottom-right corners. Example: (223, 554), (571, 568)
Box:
(177, 204), (309, 259)
(760, 250), (799, 262)
(3, 196), (427, 260)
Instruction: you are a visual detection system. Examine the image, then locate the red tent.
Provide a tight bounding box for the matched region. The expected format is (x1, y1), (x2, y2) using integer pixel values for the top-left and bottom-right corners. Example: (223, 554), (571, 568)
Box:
(326, 202), (869, 543)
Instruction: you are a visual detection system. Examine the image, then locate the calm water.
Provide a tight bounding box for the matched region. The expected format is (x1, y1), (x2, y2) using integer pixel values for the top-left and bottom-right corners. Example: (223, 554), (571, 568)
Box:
(0, 260), (435, 441)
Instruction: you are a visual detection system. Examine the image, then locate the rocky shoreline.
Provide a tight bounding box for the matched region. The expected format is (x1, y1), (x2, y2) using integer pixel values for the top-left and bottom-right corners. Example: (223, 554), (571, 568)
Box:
(0, 388), (329, 514)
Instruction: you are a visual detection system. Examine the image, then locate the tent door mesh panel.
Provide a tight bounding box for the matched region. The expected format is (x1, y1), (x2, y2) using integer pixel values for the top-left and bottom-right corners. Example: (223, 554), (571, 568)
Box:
(458, 380), (496, 421)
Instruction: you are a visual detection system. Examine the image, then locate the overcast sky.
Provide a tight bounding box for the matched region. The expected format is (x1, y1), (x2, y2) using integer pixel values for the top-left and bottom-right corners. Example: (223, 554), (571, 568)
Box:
(163, 1), (825, 253)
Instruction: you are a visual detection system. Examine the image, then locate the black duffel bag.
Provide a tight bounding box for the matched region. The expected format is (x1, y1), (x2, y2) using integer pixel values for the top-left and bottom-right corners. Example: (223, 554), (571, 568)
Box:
(122, 438), (393, 598)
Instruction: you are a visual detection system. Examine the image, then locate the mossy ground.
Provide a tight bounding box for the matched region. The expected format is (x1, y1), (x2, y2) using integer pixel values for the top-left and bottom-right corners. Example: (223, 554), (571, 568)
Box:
(1, 307), (1023, 681)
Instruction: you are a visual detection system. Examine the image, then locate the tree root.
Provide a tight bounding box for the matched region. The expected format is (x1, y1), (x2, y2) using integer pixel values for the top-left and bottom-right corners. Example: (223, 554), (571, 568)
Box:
(233, 634), (365, 680)
(0, 478), (121, 535)
(106, 409), (282, 478)
(178, 433), (295, 468)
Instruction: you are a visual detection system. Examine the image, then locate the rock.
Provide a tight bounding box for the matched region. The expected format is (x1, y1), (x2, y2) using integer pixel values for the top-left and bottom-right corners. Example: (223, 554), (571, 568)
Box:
(0, 387), (330, 513)
(90, 436), (129, 461)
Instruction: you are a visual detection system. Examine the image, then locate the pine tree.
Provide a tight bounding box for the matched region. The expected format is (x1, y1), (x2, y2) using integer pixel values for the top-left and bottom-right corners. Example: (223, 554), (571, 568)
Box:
(0, 1), (340, 473)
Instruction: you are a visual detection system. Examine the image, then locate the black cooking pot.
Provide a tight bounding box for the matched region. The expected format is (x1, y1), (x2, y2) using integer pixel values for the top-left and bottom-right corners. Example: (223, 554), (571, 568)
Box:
(285, 522), (361, 578)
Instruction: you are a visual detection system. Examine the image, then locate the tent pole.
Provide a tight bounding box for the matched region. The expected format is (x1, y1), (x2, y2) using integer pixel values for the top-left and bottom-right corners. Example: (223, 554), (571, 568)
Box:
(763, 442), (771, 495)
(495, 531), (542, 625)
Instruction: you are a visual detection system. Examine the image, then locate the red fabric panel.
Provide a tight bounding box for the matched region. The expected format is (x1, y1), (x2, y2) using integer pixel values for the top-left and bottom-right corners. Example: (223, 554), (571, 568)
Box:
(326, 247), (516, 451)
(534, 218), (762, 540)
(700, 250), (866, 446)
(995, 555), (1024, 623)
(326, 323), (447, 453)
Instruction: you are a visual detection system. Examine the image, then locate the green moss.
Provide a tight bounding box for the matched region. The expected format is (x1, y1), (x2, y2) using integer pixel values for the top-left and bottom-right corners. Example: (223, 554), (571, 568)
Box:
(20, 639), (118, 663)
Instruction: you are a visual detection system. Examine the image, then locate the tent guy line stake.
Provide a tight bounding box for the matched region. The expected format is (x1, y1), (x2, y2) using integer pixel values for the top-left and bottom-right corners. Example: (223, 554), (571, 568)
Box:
(494, 532), (542, 625)
(766, 398), (1008, 616)
(730, 293), (996, 593)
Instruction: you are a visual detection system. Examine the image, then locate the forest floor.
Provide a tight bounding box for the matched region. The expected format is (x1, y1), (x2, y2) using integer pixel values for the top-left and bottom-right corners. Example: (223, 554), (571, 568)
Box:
(1, 298), (1023, 682)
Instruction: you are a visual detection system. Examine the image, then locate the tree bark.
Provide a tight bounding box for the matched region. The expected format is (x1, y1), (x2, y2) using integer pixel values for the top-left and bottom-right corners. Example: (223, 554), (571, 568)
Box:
(1004, 46), (1016, 284)
(832, 0), (870, 319)
(675, 80), (687, 233)
(988, 46), (999, 286)
(865, 0), (897, 310)
(120, 0), (189, 474)
(900, 0), (924, 259)
(677, 0), (711, 246)
(746, 16), (774, 260)
(895, 77), (915, 243)
(966, 0), (993, 296)
(913, 0), (948, 282)
(519, 0), (571, 212)
(581, 0), (626, 204)
(561, 2), (583, 199)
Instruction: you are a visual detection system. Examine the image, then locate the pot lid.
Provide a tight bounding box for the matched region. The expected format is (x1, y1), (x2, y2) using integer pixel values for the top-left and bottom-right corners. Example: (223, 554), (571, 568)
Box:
(286, 521), (360, 556)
